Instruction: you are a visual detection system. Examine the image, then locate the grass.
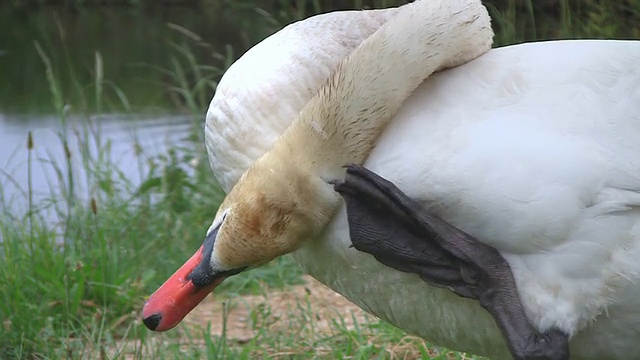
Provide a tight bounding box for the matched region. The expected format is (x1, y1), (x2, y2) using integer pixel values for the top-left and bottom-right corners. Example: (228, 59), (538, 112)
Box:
(0, 0), (638, 359)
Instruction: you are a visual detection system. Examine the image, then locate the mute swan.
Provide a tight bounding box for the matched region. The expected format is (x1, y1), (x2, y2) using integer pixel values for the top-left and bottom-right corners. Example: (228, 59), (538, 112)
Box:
(142, 0), (640, 359)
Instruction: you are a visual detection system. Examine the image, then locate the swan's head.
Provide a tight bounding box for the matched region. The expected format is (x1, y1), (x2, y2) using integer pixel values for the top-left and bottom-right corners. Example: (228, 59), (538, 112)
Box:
(142, 158), (334, 331)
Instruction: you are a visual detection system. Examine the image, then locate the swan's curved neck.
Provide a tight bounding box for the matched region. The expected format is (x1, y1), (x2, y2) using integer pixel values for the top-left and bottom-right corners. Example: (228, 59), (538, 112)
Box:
(213, 0), (494, 267)
(271, 0), (493, 180)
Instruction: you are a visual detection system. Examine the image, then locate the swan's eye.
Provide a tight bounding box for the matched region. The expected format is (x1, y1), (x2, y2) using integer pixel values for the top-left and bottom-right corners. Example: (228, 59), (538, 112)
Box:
(207, 208), (229, 236)
(219, 210), (229, 224)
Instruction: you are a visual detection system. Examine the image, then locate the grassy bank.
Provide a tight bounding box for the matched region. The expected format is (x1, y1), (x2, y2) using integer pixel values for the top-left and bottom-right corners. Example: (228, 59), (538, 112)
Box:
(1, 1), (638, 359)
(0, 24), (312, 359)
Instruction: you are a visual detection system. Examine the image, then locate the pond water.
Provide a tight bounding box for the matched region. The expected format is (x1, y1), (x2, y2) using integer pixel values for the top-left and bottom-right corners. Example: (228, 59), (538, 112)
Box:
(0, 112), (193, 215)
(0, 5), (286, 223)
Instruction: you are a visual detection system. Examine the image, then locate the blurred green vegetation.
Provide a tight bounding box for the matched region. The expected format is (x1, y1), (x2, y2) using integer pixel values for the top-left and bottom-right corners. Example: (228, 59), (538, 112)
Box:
(1, 0), (638, 113)
(4, 0), (640, 40)
(3, 0), (640, 41)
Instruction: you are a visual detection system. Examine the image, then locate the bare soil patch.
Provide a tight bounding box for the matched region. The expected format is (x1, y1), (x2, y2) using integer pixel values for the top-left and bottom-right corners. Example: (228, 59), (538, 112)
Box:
(109, 276), (452, 359)
(183, 275), (374, 341)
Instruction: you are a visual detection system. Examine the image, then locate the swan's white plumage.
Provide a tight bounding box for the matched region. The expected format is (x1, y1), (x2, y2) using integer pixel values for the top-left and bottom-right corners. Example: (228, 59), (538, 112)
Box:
(205, 6), (640, 359)
(205, 9), (397, 190)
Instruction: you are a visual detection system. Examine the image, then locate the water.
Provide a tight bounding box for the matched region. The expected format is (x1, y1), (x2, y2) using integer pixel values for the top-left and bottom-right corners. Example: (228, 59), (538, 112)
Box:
(0, 112), (193, 215)
(0, 5), (274, 226)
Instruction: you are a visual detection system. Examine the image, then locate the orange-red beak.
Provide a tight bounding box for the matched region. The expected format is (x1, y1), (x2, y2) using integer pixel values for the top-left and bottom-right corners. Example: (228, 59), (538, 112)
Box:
(141, 246), (225, 331)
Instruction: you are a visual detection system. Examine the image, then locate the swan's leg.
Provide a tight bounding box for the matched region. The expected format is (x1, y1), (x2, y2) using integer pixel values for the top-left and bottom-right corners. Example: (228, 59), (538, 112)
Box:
(333, 164), (569, 360)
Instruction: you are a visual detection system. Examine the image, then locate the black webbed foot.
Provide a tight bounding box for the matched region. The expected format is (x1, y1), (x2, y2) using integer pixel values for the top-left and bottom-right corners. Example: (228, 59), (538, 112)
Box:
(333, 164), (569, 360)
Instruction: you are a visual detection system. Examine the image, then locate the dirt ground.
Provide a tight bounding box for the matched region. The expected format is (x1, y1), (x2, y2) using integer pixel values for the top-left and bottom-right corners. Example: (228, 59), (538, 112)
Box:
(110, 276), (442, 359)
(183, 275), (376, 341)
(177, 275), (438, 359)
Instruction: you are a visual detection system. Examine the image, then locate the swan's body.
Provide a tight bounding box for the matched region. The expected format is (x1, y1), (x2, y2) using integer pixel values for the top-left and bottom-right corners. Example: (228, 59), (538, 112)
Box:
(144, 1), (640, 359)
(295, 41), (640, 359)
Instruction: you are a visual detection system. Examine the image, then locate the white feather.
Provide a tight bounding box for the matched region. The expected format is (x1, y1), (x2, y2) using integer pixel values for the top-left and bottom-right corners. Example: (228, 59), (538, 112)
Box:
(204, 6), (640, 359)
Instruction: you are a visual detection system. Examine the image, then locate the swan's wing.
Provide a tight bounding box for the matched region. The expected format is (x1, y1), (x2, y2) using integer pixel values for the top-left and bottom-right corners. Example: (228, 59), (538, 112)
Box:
(362, 39), (640, 335)
(366, 40), (640, 254)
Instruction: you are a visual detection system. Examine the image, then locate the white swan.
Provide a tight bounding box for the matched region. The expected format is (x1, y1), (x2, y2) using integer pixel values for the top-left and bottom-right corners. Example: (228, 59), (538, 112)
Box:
(143, 1), (640, 359)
